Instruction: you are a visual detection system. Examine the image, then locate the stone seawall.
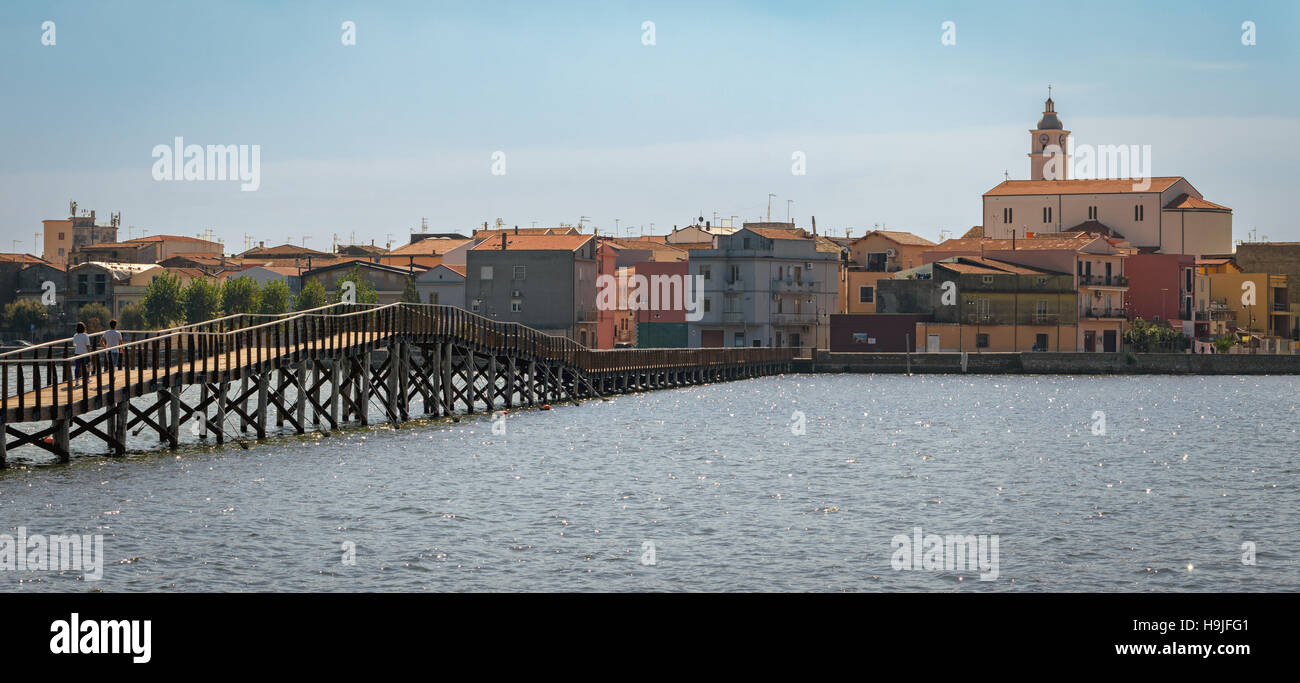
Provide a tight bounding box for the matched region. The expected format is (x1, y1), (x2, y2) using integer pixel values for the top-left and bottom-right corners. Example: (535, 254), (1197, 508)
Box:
(798, 352), (1300, 375)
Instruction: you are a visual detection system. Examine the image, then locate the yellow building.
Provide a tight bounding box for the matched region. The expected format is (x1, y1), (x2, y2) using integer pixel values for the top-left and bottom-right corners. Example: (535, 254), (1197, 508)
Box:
(1198, 270), (1293, 340)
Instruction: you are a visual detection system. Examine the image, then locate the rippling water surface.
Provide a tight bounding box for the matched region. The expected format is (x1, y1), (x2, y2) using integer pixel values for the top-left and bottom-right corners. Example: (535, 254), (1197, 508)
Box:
(1, 374), (1296, 592)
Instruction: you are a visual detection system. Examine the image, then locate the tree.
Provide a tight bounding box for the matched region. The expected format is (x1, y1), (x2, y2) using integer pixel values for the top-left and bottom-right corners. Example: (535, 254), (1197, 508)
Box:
(334, 265), (378, 304)
(117, 303), (146, 331)
(401, 276), (421, 304)
(260, 279), (291, 315)
(76, 302), (113, 333)
(295, 278), (328, 311)
(1213, 333), (1236, 354)
(183, 277), (223, 324)
(4, 299), (50, 337)
(222, 276), (262, 315)
(141, 271), (185, 329)
(1124, 317), (1188, 353)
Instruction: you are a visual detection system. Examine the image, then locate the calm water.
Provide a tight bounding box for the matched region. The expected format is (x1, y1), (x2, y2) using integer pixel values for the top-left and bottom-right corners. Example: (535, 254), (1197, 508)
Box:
(1, 374), (1296, 592)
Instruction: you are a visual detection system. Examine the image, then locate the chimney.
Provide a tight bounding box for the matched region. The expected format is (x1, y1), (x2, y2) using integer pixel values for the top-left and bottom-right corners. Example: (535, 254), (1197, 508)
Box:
(812, 216), (817, 236)
(259, 240), (264, 248)
(500, 232), (506, 250)
(514, 225), (519, 234)
(706, 220), (710, 228)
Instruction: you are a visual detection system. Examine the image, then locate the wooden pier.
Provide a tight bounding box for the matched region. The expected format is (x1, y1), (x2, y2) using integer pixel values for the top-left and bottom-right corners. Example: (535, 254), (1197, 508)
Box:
(0, 303), (794, 466)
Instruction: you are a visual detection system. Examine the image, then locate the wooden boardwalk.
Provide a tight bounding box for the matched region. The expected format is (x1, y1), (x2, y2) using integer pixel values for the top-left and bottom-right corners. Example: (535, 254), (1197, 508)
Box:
(0, 303), (794, 465)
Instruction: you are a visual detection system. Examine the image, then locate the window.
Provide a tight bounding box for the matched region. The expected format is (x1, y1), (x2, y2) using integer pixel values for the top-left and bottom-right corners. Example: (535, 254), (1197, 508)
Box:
(728, 265), (741, 283)
(865, 253), (887, 272)
(1037, 299), (1049, 317)
(428, 292), (439, 305)
(94, 274), (106, 295)
(481, 266), (493, 280)
(510, 300), (521, 313)
(513, 265), (526, 280)
(743, 238), (752, 249)
(858, 286), (874, 303)
(733, 332), (745, 347)
(977, 298), (990, 321)
(1087, 206), (1098, 220)
(1002, 207), (1013, 223)
(58, 232), (65, 240)
(982, 275), (994, 284)
(977, 334), (990, 348)
(700, 265), (711, 281)
(77, 274), (89, 295)
(471, 299), (481, 312)
(703, 297), (711, 313)
(1036, 277), (1047, 287)
(1134, 204), (1145, 221)
(1042, 206), (1053, 223)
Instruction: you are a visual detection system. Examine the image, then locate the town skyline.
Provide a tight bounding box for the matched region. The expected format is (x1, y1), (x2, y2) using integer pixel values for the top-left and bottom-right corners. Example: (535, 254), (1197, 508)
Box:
(2, 1), (1296, 250)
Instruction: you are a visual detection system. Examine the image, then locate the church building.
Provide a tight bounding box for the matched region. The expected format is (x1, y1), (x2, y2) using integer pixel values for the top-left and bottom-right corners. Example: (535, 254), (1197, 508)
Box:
(981, 96), (1233, 257)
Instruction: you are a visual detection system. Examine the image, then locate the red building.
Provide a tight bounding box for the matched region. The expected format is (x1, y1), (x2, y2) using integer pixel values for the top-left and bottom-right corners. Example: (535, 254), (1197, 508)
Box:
(1124, 253), (1195, 325)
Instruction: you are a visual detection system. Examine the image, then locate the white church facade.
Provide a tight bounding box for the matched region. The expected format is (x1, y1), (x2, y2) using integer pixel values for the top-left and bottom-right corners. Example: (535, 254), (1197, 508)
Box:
(981, 97), (1233, 257)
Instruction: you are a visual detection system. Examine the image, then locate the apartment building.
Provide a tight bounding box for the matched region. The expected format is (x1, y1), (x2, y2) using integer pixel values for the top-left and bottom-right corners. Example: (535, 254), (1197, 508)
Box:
(843, 230), (937, 313)
(687, 227), (839, 349)
(925, 235), (1128, 352)
(465, 233), (599, 345)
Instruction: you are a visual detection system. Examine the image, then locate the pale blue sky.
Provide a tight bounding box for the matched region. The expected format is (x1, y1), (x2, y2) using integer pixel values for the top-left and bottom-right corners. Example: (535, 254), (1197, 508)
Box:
(1, 1), (1296, 251)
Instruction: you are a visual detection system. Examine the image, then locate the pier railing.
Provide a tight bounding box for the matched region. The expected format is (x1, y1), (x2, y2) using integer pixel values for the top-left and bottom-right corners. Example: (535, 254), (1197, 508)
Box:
(1, 302), (794, 417)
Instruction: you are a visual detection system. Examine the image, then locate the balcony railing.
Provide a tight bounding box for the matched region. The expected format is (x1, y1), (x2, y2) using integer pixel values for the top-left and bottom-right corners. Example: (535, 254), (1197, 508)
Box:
(1081, 308), (1126, 319)
(722, 312), (745, 323)
(771, 278), (816, 292)
(1273, 302), (1289, 312)
(1080, 275), (1129, 287)
(771, 312), (818, 326)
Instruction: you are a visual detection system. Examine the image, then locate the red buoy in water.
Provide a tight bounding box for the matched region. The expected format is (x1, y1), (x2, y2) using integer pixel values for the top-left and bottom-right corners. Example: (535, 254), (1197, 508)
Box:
(541, 404), (552, 411)
(44, 436), (54, 445)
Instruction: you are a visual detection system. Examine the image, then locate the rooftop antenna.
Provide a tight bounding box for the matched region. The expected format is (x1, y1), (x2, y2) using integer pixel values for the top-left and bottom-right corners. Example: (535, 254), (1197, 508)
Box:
(110, 212), (121, 228)
(302, 235), (311, 247)
(1004, 169), (1010, 182)
(69, 200), (77, 217)
(767, 193), (776, 221)
(786, 199), (794, 222)
(385, 233), (394, 250)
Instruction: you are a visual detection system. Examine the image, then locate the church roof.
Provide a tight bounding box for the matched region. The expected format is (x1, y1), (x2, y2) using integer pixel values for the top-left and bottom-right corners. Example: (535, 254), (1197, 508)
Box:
(1164, 193), (1231, 211)
(984, 177), (1185, 196)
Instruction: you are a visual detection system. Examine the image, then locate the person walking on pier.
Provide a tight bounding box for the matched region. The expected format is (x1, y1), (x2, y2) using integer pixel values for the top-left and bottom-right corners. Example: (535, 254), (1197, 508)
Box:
(71, 321), (90, 388)
(102, 319), (123, 369)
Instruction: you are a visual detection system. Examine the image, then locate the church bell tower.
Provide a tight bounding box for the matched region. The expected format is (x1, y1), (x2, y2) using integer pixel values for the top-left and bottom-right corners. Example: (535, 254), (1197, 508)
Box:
(1029, 88), (1071, 181)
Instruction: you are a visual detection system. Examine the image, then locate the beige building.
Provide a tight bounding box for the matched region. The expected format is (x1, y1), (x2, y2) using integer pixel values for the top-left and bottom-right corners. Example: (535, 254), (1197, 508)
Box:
(42, 205), (119, 265)
(843, 230), (936, 313)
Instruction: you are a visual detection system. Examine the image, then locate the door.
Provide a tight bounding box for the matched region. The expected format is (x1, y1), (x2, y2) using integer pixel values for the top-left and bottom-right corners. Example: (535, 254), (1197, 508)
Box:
(701, 330), (723, 347)
(1084, 331), (1096, 352)
(1035, 333), (1049, 351)
(1103, 330), (1117, 353)
(926, 334), (941, 353)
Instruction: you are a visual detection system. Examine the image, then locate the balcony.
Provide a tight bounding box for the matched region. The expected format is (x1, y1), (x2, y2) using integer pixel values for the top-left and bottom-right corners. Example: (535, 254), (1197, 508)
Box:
(771, 312), (818, 326)
(771, 278), (816, 293)
(724, 278), (744, 292)
(1080, 275), (1129, 288)
(722, 312), (746, 324)
(1081, 308), (1126, 319)
(1273, 302), (1289, 312)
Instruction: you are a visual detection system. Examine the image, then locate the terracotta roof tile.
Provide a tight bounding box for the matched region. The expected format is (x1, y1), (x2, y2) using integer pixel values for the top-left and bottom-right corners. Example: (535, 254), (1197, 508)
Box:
(470, 234), (594, 251)
(984, 177), (1184, 196)
(1164, 193), (1230, 211)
